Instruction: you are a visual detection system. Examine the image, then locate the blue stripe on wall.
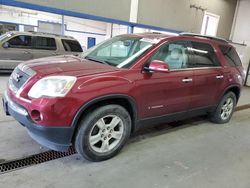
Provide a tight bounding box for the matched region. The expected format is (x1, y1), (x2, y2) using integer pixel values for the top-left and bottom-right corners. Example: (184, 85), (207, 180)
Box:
(0, 0), (182, 34)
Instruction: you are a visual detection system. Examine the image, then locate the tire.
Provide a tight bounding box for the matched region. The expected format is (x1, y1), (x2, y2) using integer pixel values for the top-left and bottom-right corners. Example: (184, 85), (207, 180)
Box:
(210, 92), (237, 124)
(75, 104), (131, 162)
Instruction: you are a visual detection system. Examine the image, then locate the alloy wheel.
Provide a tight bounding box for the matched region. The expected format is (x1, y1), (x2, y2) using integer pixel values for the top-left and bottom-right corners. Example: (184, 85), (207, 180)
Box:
(221, 97), (234, 120)
(89, 115), (124, 153)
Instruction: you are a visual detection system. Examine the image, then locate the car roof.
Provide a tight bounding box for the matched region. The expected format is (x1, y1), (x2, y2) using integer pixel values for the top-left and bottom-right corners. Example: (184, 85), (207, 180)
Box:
(120, 32), (172, 40)
(7, 31), (75, 40)
(119, 32), (231, 46)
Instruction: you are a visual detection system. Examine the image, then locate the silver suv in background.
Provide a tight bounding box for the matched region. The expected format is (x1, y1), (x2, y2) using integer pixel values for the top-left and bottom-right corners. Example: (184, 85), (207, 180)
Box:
(0, 31), (83, 71)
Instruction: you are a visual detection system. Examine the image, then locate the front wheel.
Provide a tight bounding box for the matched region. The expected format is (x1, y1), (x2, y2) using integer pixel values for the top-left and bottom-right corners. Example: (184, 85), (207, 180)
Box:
(210, 92), (236, 124)
(75, 105), (131, 161)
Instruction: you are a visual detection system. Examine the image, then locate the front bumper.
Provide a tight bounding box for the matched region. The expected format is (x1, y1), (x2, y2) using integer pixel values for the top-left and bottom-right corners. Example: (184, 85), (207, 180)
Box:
(2, 91), (74, 151)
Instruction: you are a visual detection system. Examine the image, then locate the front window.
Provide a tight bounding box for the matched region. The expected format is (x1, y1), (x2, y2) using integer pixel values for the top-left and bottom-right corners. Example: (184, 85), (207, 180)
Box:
(81, 36), (157, 68)
(148, 41), (191, 70)
(7, 35), (32, 48)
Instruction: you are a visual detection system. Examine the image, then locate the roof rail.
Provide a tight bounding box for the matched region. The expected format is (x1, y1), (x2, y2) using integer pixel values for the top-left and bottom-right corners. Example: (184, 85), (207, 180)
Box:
(27, 31), (74, 39)
(151, 32), (162, 34)
(179, 32), (228, 43)
(141, 32), (162, 35)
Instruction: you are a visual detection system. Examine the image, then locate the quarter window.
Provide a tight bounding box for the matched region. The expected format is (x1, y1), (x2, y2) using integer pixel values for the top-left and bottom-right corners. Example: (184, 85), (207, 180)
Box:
(7, 35), (32, 48)
(33, 37), (56, 50)
(189, 41), (220, 67)
(61, 39), (83, 52)
(219, 45), (242, 67)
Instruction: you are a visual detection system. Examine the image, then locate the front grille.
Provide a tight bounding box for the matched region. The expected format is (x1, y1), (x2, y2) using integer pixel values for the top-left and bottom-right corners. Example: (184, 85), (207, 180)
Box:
(9, 68), (31, 92)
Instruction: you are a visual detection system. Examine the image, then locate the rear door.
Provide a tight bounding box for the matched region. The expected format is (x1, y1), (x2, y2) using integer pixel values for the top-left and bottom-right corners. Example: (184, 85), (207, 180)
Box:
(0, 35), (33, 69)
(31, 36), (58, 59)
(188, 41), (224, 109)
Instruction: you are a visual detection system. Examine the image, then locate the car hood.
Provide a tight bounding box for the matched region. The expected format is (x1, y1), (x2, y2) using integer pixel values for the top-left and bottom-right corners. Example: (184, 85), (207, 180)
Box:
(23, 55), (120, 77)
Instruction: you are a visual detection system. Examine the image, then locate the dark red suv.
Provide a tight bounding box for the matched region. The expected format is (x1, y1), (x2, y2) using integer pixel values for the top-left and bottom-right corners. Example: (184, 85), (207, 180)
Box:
(3, 33), (245, 161)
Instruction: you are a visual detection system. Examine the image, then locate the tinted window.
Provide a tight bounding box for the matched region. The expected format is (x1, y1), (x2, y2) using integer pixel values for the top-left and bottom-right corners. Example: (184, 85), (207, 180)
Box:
(34, 37), (56, 50)
(62, 39), (83, 52)
(189, 41), (220, 67)
(219, 45), (242, 67)
(149, 41), (191, 70)
(7, 35), (32, 48)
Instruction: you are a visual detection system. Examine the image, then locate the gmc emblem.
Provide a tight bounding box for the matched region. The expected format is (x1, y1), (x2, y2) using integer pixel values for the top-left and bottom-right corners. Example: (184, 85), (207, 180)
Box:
(12, 72), (22, 82)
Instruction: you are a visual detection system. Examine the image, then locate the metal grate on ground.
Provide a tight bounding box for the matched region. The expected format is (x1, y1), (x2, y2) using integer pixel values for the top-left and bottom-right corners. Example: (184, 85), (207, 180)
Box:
(0, 147), (76, 174)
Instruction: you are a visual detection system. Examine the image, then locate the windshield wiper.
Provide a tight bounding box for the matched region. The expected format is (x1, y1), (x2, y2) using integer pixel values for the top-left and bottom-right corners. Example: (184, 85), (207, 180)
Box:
(85, 56), (110, 65)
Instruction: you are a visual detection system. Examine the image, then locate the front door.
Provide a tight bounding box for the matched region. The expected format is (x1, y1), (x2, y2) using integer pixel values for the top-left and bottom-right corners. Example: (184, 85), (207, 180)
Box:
(137, 40), (194, 119)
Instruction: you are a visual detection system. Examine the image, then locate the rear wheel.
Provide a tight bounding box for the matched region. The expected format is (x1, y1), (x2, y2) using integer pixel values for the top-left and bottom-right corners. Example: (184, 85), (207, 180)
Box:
(75, 105), (131, 161)
(210, 92), (236, 124)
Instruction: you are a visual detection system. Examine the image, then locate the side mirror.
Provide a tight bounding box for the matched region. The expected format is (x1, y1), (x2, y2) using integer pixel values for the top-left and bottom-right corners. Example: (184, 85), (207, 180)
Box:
(144, 60), (170, 73)
(2, 42), (9, 49)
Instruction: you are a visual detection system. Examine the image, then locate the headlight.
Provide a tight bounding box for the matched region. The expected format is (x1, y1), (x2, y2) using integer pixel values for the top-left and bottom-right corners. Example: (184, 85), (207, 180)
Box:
(28, 76), (77, 98)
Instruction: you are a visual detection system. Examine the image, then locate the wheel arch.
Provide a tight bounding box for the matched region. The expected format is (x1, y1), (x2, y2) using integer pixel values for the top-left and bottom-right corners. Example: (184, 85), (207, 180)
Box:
(221, 85), (241, 103)
(70, 94), (138, 142)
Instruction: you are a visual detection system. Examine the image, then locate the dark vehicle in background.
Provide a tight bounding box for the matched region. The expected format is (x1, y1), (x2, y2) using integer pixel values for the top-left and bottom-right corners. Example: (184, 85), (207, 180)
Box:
(0, 31), (83, 71)
(3, 33), (245, 161)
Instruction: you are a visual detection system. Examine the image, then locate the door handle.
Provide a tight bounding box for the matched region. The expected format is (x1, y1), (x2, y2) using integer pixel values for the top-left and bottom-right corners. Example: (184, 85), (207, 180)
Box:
(23, 51), (31, 54)
(216, 75), (224, 79)
(182, 78), (193, 83)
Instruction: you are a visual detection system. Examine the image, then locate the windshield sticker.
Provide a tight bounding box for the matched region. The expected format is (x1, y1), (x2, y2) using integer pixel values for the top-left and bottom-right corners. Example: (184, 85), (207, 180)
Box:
(140, 38), (160, 44)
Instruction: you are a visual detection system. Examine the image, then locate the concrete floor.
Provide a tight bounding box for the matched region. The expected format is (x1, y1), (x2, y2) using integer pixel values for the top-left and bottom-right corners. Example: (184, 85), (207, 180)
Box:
(0, 74), (250, 188)
(0, 109), (250, 188)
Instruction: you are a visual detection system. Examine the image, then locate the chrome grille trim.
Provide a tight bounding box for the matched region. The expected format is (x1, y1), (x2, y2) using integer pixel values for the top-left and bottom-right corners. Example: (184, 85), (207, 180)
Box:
(9, 66), (36, 94)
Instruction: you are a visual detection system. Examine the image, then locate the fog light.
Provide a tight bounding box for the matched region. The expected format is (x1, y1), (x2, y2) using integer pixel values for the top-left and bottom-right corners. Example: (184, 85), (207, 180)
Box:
(30, 110), (42, 121)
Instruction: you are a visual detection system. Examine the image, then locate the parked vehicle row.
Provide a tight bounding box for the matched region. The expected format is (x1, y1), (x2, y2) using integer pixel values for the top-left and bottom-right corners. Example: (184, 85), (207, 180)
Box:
(0, 31), (83, 71)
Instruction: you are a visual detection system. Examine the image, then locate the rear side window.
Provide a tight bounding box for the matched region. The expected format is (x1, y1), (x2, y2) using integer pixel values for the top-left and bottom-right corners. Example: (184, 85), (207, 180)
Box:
(61, 39), (83, 52)
(219, 45), (242, 67)
(33, 37), (56, 50)
(189, 41), (220, 67)
(7, 35), (32, 48)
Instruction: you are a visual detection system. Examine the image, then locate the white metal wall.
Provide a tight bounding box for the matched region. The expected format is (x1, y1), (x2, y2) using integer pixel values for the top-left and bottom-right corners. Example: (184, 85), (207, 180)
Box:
(230, 0), (250, 85)
(231, 0), (250, 46)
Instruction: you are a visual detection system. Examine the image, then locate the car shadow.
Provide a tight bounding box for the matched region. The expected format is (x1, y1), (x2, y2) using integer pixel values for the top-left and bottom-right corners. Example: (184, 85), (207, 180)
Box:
(129, 115), (208, 143)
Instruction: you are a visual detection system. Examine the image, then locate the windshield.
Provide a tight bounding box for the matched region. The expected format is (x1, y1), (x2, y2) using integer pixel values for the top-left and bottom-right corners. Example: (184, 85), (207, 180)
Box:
(0, 32), (13, 42)
(81, 36), (157, 68)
